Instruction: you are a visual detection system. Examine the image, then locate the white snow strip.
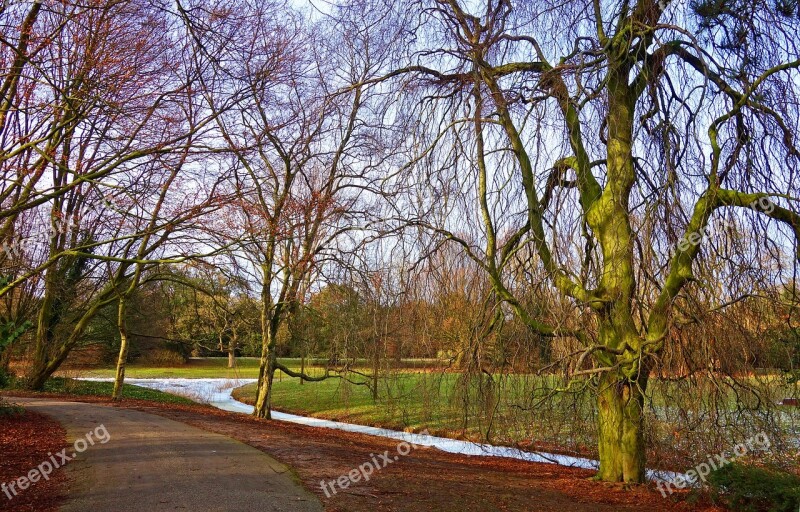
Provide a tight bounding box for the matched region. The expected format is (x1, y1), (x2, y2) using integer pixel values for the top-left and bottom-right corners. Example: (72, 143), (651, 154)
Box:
(79, 377), (678, 481)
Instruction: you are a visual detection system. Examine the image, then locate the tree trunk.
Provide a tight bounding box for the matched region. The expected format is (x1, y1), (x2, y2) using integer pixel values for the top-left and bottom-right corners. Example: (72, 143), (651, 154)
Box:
(112, 297), (129, 401)
(0, 347), (10, 373)
(25, 344), (69, 390)
(227, 338), (236, 368)
(254, 307), (278, 419)
(299, 354), (304, 386)
(596, 371), (647, 483)
(372, 338), (379, 400)
(227, 326), (236, 369)
(254, 344), (276, 419)
(25, 292), (111, 390)
(30, 273), (57, 386)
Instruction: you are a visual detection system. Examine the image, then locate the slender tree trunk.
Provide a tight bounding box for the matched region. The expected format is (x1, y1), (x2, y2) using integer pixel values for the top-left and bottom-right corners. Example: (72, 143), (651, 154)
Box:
(254, 340), (276, 419)
(227, 337), (236, 368)
(300, 353), (304, 386)
(254, 300), (278, 418)
(372, 338), (379, 400)
(112, 297), (129, 401)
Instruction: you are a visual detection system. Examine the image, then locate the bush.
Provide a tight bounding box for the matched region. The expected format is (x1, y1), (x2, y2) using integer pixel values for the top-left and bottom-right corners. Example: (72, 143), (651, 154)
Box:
(0, 398), (23, 417)
(138, 348), (186, 366)
(707, 462), (800, 512)
(0, 367), (11, 388)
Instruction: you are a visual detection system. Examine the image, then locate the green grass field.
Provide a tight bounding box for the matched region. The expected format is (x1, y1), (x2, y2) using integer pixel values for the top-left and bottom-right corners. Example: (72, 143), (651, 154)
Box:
(72, 357), (446, 379)
(19, 377), (197, 404)
(71, 357), (266, 379)
(235, 368), (800, 451)
(232, 371), (471, 433)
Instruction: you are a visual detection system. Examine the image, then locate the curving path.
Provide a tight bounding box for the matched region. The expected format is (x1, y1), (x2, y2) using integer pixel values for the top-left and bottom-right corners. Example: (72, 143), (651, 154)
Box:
(13, 398), (323, 512)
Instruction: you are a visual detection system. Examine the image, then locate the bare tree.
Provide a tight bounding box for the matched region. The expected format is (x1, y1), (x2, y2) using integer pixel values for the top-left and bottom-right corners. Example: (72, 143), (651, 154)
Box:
(375, 0), (800, 482)
(0, 0), (224, 389)
(184, 0), (392, 418)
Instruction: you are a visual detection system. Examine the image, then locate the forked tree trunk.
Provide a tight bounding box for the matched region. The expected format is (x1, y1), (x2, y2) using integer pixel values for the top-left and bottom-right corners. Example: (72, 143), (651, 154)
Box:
(26, 353), (61, 390)
(29, 273), (57, 388)
(112, 297), (129, 401)
(26, 297), (105, 390)
(253, 317), (278, 418)
(596, 371), (647, 483)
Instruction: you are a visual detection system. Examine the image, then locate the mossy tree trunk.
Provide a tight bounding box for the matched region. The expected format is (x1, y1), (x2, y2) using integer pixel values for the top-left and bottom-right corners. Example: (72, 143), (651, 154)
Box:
(596, 371), (647, 482)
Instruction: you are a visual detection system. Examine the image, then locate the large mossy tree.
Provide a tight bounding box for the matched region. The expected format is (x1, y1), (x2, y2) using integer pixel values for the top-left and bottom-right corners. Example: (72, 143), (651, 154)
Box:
(382, 0), (800, 482)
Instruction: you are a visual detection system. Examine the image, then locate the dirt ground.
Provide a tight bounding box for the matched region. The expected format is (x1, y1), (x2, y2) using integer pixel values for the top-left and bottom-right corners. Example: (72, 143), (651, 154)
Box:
(4, 391), (725, 512)
(0, 405), (68, 512)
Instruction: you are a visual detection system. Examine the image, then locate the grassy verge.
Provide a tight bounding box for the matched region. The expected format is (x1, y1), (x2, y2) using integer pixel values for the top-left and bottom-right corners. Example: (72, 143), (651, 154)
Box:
(7, 377), (196, 405)
(231, 371), (551, 439)
(70, 357), (265, 379)
(69, 357), (447, 379)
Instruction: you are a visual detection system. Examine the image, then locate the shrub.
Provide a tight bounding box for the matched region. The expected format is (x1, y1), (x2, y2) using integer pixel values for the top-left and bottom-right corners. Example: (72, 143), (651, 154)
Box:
(138, 348), (186, 366)
(0, 398), (23, 417)
(0, 367), (11, 388)
(707, 462), (800, 512)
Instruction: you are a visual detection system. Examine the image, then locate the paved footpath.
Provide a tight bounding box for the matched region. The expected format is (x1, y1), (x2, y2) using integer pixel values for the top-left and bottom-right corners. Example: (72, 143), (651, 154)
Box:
(13, 398), (323, 512)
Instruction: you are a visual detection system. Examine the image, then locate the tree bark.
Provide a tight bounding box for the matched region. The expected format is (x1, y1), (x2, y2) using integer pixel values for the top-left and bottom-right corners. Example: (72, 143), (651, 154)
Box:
(254, 291), (279, 419)
(596, 371), (647, 482)
(112, 297), (129, 401)
(372, 338), (379, 400)
(299, 354), (304, 385)
(26, 288), (113, 390)
(227, 337), (236, 368)
(254, 339), (276, 419)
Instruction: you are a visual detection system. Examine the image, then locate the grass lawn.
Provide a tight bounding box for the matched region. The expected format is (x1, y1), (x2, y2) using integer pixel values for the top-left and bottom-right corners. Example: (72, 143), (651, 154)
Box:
(233, 372), (466, 432)
(31, 378), (196, 404)
(233, 368), (800, 450)
(70, 357), (446, 379)
(71, 357), (266, 379)
(232, 370), (604, 446)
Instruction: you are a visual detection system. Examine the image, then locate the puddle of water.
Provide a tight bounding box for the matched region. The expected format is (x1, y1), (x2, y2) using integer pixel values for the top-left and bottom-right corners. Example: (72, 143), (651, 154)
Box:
(79, 377), (677, 481)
